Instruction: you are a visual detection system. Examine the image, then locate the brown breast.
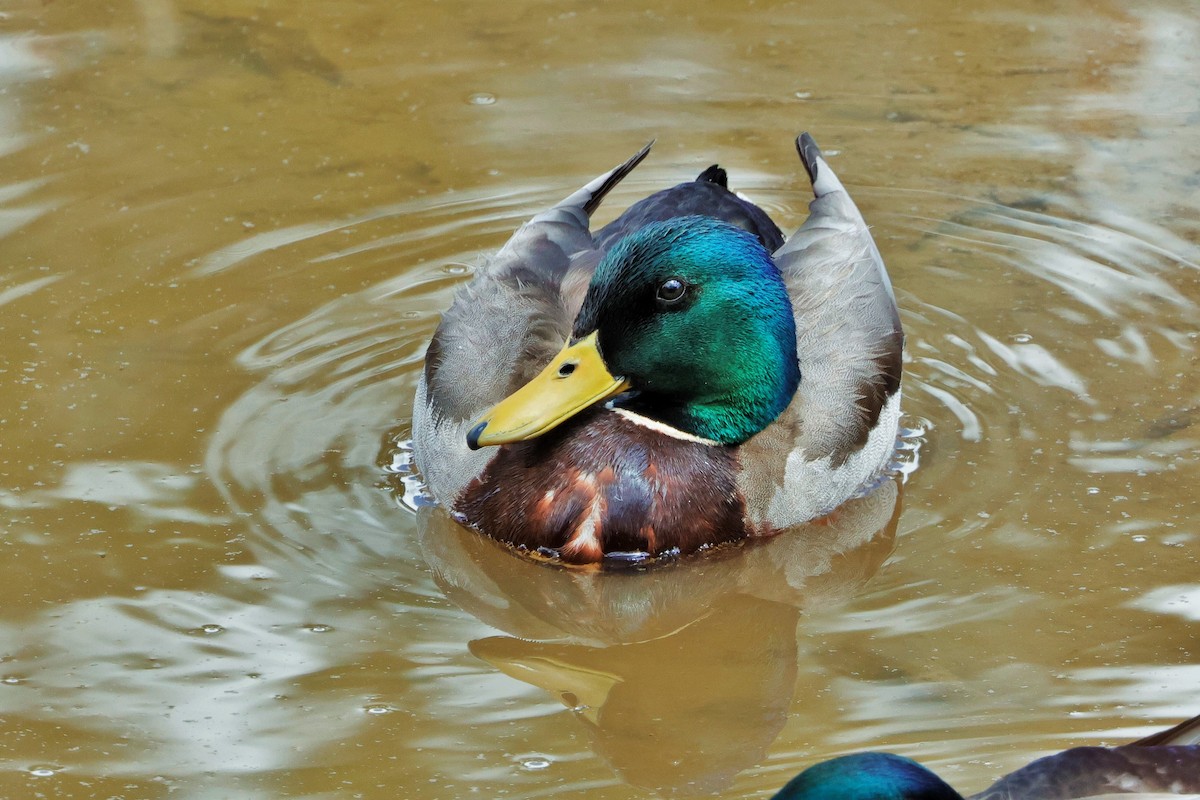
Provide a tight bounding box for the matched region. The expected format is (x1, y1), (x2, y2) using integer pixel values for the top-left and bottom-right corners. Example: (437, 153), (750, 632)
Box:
(457, 409), (749, 564)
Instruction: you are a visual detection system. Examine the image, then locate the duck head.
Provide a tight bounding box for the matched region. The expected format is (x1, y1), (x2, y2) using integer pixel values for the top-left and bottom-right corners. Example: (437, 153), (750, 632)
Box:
(467, 216), (800, 448)
(772, 753), (965, 800)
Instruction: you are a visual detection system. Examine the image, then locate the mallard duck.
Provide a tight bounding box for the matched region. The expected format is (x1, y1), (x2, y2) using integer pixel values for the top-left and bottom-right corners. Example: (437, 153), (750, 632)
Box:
(771, 713), (1200, 800)
(413, 134), (903, 564)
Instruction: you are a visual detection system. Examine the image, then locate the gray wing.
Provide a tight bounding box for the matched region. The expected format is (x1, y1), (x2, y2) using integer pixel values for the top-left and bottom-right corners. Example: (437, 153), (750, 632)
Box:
(778, 133), (903, 463)
(738, 134), (904, 530)
(967, 745), (1200, 800)
(413, 144), (651, 506)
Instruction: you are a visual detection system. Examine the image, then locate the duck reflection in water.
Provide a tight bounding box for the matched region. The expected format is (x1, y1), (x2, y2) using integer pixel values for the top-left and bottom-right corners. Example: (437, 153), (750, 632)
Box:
(416, 479), (902, 794)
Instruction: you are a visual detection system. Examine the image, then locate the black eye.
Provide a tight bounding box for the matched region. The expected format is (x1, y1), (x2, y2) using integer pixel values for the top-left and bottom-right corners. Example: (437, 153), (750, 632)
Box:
(656, 277), (687, 305)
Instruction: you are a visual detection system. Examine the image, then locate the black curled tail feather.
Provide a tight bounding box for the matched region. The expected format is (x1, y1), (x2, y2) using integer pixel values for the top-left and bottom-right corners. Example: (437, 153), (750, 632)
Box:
(696, 164), (728, 187)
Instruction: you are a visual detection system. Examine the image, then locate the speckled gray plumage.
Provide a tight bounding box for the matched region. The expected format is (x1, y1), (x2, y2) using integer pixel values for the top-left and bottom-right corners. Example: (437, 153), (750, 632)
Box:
(774, 134), (903, 464)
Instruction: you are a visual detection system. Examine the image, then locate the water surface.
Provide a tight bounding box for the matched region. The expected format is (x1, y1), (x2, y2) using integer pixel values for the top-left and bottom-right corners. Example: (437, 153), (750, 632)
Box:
(1, 1), (1199, 798)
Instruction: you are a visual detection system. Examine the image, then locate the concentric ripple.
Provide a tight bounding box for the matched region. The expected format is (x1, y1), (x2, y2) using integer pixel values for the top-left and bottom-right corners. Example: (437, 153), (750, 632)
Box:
(196, 176), (1199, 795)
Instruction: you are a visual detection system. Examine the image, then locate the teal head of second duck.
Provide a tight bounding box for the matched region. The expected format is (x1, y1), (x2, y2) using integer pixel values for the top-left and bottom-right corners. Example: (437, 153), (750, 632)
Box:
(413, 134), (903, 563)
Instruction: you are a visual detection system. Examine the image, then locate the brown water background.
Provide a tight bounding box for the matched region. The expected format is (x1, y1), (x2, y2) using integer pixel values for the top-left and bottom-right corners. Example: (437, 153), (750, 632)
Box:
(1, 1), (1199, 798)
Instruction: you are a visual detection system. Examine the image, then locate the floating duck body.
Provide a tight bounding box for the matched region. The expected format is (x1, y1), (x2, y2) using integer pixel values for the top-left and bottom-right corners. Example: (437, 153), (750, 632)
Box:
(772, 713), (1200, 800)
(413, 135), (903, 563)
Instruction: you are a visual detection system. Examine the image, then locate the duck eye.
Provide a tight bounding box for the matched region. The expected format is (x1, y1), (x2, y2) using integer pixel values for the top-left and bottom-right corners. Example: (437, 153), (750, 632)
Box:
(656, 277), (687, 305)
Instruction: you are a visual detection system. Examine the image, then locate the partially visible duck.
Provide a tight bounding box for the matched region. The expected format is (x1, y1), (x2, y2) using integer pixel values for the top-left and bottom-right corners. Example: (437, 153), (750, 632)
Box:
(772, 713), (1200, 800)
(413, 134), (902, 564)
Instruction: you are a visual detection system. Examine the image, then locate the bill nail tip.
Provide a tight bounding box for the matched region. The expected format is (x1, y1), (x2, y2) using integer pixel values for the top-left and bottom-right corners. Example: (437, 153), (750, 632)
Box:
(466, 421), (487, 450)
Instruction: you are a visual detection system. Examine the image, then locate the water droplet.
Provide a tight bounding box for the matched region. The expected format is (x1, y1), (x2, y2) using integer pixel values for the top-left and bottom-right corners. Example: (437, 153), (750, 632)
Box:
(1012, 333), (1033, 343)
(192, 624), (223, 635)
(468, 92), (497, 106)
(364, 703), (394, 715)
(794, 91), (812, 99)
(1086, 487), (1100, 495)
(520, 757), (551, 771)
(1132, 535), (1148, 543)
(305, 624), (332, 634)
(28, 766), (57, 777)
(2, 676), (20, 685)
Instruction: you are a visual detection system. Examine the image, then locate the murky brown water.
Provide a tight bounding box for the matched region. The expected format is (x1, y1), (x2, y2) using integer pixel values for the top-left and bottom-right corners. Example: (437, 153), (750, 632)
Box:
(2, 1), (1199, 797)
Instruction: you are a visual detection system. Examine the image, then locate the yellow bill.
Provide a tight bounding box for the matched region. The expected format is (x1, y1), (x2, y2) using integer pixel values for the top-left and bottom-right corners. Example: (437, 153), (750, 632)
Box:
(467, 331), (630, 449)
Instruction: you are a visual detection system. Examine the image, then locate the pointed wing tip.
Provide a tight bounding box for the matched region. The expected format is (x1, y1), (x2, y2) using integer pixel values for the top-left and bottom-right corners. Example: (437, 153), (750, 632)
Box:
(1131, 712), (1200, 746)
(579, 139), (654, 216)
(795, 132), (849, 199)
(795, 132), (821, 185)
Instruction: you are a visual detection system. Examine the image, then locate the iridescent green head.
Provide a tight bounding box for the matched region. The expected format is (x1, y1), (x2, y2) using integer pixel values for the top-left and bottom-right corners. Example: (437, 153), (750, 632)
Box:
(772, 753), (965, 800)
(572, 216), (800, 444)
(467, 215), (800, 450)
